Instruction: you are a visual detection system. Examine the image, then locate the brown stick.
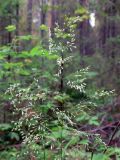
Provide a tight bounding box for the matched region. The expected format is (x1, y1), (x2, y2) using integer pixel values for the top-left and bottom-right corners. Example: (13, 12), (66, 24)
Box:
(103, 121), (120, 154)
(88, 121), (119, 133)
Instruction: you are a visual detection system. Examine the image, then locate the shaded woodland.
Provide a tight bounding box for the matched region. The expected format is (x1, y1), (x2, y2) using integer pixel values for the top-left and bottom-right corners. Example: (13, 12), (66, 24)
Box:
(0, 0), (120, 159)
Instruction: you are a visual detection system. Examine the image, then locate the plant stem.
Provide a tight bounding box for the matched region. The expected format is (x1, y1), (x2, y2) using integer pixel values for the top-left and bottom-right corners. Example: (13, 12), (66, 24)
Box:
(91, 151), (94, 160)
(61, 127), (63, 160)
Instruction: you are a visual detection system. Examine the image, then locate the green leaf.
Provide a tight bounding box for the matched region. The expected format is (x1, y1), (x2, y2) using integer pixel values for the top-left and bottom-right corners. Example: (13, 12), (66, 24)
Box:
(75, 7), (88, 15)
(29, 46), (59, 59)
(3, 62), (23, 69)
(62, 135), (80, 158)
(50, 128), (69, 139)
(0, 123), (12, 131)
(40, 24), (48, 31)
(93, 153), (108, 160)
(89, 116), (100, 126)
(80, 139), (89, 145)
(85, 71), (98, 78)
(65, 136), (79, 149)
(19, 35), (33, 41)
(41, 103), (53, 113)
(0, 46), (12, 56)
(8, 132), (20, 141)
(17, 69), (31, 76)
(17, 51), (30, 58)
(54, 94), (70, 103)
(5, 25), (16, 32)
(30, 46), (41, 56)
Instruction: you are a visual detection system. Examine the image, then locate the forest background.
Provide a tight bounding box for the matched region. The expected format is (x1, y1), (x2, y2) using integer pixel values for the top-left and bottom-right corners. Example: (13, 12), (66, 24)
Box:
(0, 0), (120, 160)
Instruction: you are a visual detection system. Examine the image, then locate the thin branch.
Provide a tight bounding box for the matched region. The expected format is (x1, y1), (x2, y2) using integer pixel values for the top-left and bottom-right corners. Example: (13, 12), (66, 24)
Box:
(103, 121), (120, 154)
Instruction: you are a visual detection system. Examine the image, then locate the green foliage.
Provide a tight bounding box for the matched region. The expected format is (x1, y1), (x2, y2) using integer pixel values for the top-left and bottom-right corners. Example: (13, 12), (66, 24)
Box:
(0, 4), (116, 160)
(0, 148), (18, 160)
(8, 132), (20, 141)
(75, 6), (88, 15)
(0, 123), (12, 131)
(5, 25), (16, 32)
(39, 24), (48, 31)
(0, 0), (20, 23)
(2, 20), (114, 160)
(18, 35), (33, 41)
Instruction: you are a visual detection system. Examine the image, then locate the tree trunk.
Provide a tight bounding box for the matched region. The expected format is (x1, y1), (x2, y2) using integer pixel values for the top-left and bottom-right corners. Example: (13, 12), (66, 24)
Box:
(27, 0), (33, 35)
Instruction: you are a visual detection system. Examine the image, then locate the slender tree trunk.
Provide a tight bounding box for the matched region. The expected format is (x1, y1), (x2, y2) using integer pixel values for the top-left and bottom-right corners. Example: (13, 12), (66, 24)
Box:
(27, 0), (33, 34)
(27, 0), (33, 49)
(16, 1), (19, 37)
